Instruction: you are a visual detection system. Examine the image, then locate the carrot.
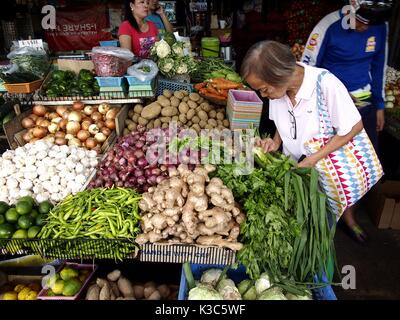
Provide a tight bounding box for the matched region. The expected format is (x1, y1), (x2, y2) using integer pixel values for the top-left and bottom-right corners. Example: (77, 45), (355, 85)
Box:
(206, 83), (221, 95)
(220, 89), (229, 98)
(210, 78), (241, 90)
(203, 92), (226, 101)
(194, 82), (206, 91)
(199, 88), (209, 95)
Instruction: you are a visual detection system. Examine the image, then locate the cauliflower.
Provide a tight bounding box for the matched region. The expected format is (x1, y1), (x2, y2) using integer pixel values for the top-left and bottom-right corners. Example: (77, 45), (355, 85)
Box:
(159, 58), (174, 74)
(154, 40), (171, 59)
(172, 42), (184, 57)
(176, 62), (188, 75)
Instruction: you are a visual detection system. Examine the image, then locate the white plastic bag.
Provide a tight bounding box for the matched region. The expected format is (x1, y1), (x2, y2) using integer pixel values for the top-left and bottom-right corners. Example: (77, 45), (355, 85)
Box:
(7, 46), (47, 59)
(91, 46), (135, 61)
(127, 60), (158, 81)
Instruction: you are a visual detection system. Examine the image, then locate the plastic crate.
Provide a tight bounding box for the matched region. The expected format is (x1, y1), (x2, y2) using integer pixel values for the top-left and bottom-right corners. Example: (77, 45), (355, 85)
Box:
(125, 75), (153, 86)
(178, 264), (337, 301)
(157, 78), (193, 96)
(4, 78), (43, 94)
(99, 40), (119, 47)
(95, 76), (125, 87)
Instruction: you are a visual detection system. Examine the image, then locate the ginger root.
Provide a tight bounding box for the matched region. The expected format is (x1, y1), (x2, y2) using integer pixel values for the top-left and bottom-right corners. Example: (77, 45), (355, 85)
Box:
(196, 235), (243, 251)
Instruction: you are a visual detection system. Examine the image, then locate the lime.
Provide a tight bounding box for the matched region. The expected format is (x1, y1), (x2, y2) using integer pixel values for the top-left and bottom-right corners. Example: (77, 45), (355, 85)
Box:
(0, 214), (5, 225)
(0, 201), (9, 215)
(29, 209), (39, 219)
(16, 201), (33, 215)
(38, 201), (53, 214)
(35, 214), (46, 227)
(18, 215), (34, 230)
(27, 226), (41, 239)
(5, 208), (19, 223)
(12, 229), (28, 239)
(0, 224), (14, 238)
(18, 196), (35, 206)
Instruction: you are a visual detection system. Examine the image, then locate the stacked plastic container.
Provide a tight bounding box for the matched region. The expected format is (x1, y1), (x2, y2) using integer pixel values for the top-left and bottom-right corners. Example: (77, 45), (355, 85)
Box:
(227, 90), (263, 130)
(125, 76), (156, 98)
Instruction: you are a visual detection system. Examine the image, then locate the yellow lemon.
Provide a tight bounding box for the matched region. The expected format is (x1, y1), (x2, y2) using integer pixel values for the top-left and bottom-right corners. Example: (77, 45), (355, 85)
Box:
(14, 284), (26, 293)
(3, 291), (18, 300)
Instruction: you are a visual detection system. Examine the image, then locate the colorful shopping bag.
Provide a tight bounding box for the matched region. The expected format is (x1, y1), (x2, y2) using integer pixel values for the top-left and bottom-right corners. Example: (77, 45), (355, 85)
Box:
(304, 71), (384, 217)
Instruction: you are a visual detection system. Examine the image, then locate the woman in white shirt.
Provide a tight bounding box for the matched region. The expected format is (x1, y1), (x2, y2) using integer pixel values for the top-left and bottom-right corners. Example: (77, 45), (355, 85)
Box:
(241, 40), (367, 243)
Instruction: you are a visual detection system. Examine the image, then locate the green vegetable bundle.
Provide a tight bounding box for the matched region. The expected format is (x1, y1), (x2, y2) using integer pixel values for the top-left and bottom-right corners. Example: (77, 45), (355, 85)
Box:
(38, 188), (142, 260)
(214, 149), (336, 295)
(190, 58), (242, 83)
(10, 55), (49, 78)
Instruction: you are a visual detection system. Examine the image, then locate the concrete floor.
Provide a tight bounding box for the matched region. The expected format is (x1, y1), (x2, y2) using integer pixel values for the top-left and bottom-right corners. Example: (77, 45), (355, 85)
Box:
(333, 204), (400, 300)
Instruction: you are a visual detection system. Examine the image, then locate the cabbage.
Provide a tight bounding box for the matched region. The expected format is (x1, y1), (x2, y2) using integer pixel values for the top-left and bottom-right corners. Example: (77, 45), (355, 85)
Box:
(286, 290), (312, 300)
(216, 279), (236, 292)
(255, 272), (272, 295)
(200, 269), (226, 287)
(216, 279), (241, 300)
(257, 287), (287, 300)
(189, 284), (223, 300)
(238, 280), (257, 300)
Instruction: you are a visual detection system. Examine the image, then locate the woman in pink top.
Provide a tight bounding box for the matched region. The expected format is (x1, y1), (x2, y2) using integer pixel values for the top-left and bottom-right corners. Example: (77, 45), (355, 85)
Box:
(119, 0), (159, 59)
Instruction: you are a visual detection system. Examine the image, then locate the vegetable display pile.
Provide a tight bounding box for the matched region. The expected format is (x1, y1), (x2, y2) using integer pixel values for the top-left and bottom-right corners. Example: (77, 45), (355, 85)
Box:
(385, 85), (400, 109)
(194, 78), (245, 102)
(38, 188), (141, 260)
(86, 269), (178, 300)
(45, 70), (99, 98)
(214, 148), (335, 294)
(21, 103), (117, 152)
(136, 164), (245, 250)
(151, 36), (196, 78)
(1, 281), (41, 300)
(0, 72), (40, 84)
(0, 140), (98, 204)
(124, 90), (230, 135)
(0, 196), (52, 241)
(184, 266), (312, 300)
(386, 66), (400, 85)
(190, 58), (242, 83)
(9, 53), (49, 78)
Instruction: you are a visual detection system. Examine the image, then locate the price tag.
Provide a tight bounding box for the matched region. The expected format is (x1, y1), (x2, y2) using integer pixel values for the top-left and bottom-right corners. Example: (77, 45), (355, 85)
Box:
(18, 39), (44, 51)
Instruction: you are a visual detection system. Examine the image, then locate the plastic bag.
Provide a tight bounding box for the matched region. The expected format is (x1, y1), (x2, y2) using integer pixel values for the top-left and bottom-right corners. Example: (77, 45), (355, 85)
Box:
(7, 46), (47, 59)
(127, 60), (158, 82)
(91, 46), (135, 61)
(7, 46), (49, 78)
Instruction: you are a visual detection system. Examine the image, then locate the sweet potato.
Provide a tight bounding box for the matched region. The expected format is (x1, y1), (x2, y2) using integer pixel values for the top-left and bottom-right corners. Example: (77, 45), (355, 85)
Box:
(148, 290), (162, 300)
(107, 270), (121, 282)
(117, 277), (134, 298)
(86, 284), (100, 300)
(133, 285), (144, 299)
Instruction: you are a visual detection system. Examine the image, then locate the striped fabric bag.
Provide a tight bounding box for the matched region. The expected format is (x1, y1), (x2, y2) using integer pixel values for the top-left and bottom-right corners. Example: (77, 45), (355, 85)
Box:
(304, 71), (384, 218)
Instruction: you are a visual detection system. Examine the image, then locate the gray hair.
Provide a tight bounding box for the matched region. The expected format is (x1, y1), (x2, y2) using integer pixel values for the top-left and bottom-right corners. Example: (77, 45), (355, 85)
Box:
(241, 41), (296, 87)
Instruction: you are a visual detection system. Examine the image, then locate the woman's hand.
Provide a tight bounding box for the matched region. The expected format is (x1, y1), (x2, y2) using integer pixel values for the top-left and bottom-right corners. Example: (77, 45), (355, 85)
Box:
(298, 154), (319, 168)
(376, 109), (385, 132)
(255, 138), (279, 153)
(156, 5), (165, 16)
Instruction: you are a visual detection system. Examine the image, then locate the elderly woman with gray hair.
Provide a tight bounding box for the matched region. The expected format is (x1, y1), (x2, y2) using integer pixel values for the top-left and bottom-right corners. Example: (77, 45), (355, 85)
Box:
(241, 40), (368, 243)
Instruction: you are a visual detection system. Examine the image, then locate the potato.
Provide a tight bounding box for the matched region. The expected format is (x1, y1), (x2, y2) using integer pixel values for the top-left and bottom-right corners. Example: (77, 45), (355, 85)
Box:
(198, 97), (205, 104)
(86, 284), (100, 300)
(209, 110), (217, 119)
(174, 91), (184, 100)
(186, 109), (195, 120)
(134, 104), (144, 114)
(188, 101), (197, 109)
(223, 119), (230, 127)
(110, 282), (121, 298)
(192, 116), (200, 124)
(197, 110), (208, 121)
(163, 90), (173, 98)
(157, 95), (171, 107)
(217, 119), (223, 126)
(99, 283), (111, 300)
(208, 119), (218, 127)
(178, 102), (189, 114)
(157, 285), (171, 299)
(195, 106), (202, 113)
(138, 117), (149, 126)
(161, 106), (178, 117)
(187, 121), (193, 127)
(199, 120), (207, 129)
(147, 122), (154, 129)
(216, 112), (225, 121)
(133, 285), (144, 299)
(172, 115), (179, 122)
(141, 102), (162, 120)
(170, 96), (180, 108)
(125, 119), (134, 126)
(154, 119), (162, 128)
(128, 110), (134, 118)
(200, 102), (212, 112)
(117, 277), (134, 298)
(189, 93), (200, 102)
(128, 123), (137, 131)
(205, 124), (213, 130)
(160, 116), (171, 123)
(191, 124), (201, 133)
(162, 123), (169, 129)
(132, 114), (140, 123)
(181, 90), (189, 96)
(179, 114), (187, 124)
(123, 128), (130, 136)
(107, 270), (121, 282)
(183, 96), (189, 102)
(148, 290), (162, 300)
(217, 125), (225, 131)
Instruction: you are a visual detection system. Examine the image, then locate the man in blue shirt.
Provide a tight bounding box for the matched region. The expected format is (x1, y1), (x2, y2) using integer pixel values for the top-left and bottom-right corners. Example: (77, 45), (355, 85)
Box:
(302, 0), (393, 243)
(145, 0), (174, 37)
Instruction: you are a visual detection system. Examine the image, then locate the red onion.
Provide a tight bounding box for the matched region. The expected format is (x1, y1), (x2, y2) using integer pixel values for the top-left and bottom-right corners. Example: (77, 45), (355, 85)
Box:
(137, 158), (148, 168)
(137, 176), (146, 185)
(134, 169), (144, 178)
(156, 176), (166, 184)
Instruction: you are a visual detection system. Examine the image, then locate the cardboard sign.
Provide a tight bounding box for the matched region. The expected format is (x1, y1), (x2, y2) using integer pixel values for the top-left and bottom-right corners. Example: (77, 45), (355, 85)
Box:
(18, 39), (44, 51)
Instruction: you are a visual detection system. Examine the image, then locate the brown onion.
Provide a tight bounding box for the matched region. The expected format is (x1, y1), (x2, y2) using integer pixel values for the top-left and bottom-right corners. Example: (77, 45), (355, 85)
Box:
(68, 111), (82, 122)
(101, 127), (111, 136)
(98, 103), (110, 115)
(65, 134), (75, 140)
(55, 137), (67, 145)
(51, 117), (62, 124)
(68, 138), (82, 147)
(85, 137), (98, 149)
(56, 106), (68, 117)
(94, 132), (107, 143)
(59, 119), (68, 130)
(30, 138), (40, 143)
(35, 117), (44, 126)
(88, 124), (100, 135)
(32, 105), (47, 117)
(72, 101), (84, 111)
(48, 123), (59, 134)
(97, 121), (105, 129)
(23, 131), (33, 142)
(83, 106), (95, 116)
(77, 130), (90, 142)
(66, 121), (81, 135)
(91, 112), (103, 122)
(62, 111), (70, 120)
(29, 114), (39, 122)
(38, 119), (51, 128)
(32, 126), (48, 138)
(92, 145), (102, 154)
(44, 135), (55, 144)
(22, 117), (35, 129)
(55, 131), (66, 139)
(81, 120), (93, 131)
(47, 112), (59, 120)
(105, 119), (116, 130)
(106, 108), (118, 120)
